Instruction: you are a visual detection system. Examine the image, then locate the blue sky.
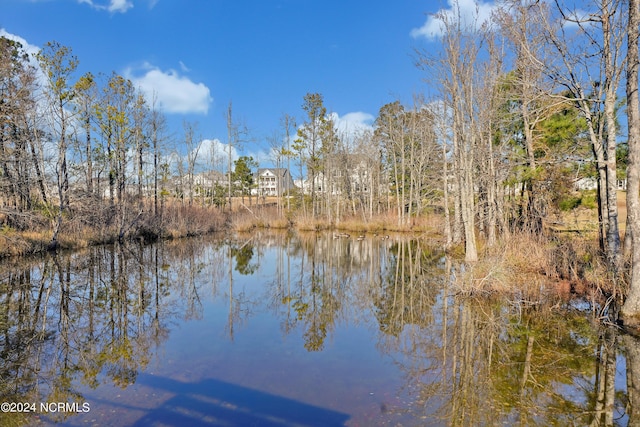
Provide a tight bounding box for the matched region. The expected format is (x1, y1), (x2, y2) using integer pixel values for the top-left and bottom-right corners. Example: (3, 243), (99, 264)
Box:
(1, 0), (495, 167)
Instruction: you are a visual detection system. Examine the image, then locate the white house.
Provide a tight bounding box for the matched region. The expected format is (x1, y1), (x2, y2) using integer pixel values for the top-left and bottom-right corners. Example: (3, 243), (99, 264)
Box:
(574, 177), (627, 191)
(255, 168), (296, 197)
(298, 161), (373, 196)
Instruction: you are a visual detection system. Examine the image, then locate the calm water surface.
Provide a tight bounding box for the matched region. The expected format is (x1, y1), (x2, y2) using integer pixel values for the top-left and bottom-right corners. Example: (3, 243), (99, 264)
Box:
(0, 231), (635, 426)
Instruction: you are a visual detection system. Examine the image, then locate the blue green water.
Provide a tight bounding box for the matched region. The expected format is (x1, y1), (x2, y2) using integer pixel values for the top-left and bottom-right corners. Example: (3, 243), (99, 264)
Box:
(0, 231), (631, 426)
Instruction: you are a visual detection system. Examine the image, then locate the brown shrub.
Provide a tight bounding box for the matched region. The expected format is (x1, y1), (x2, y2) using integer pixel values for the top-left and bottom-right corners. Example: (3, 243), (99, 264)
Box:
(161, 204), (225, 238)
(455, 232), (610, 304)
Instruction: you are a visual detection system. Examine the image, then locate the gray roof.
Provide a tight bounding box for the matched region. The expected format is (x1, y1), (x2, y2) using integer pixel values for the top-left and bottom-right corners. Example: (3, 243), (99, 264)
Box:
(257, 168), (289, 177)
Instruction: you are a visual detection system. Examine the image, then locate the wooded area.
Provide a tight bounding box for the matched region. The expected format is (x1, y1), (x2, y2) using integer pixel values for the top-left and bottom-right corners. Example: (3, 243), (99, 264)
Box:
(3, 1), (640, 323)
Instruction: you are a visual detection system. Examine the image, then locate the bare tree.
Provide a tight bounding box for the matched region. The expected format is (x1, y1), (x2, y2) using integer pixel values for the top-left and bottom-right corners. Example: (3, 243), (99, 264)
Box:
(149, 95), (167, 216)
(133, 93), (149, 210)
(267, 130), (287, 216)
(0, 36), (47, 220)
(73, 72), (97, 196)
(226, 102), (234, 211)
(183, 121), (201, 206)
(496, 1), (556, 234)
(375, 101), (407, 226)
(281, 113), (296, 212)
(539, 0), (627, 269)
(204, 136), (224, 208)
(224, 101), (250, 212)
(36, 41), (78, 247)
(620, 0), (640, 325)
(434, 2), (491, 262)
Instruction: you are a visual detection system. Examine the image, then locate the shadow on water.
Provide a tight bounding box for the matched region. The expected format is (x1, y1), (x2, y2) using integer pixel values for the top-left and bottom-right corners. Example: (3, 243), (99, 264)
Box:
(127, 374), (350, 427)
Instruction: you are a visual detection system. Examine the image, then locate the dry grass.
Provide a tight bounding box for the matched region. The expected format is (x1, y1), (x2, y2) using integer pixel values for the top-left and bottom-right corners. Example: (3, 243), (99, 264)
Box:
(455, 233), (545, 297)
(455, 232), (611, 305)
(287, 211), (444, 235)
(617, 190), (628, 242)
(159, 204), (226, 238)
(0, 201), (227, 259)
(293, 216), (329, 231)
(335, 216), (387, 233)
(230, 205), (293, 232)
(551, 190), (624, 236)
(231, 210), (258, 232)
(0, 231), (43, 257)
(227, 206), (445, 247)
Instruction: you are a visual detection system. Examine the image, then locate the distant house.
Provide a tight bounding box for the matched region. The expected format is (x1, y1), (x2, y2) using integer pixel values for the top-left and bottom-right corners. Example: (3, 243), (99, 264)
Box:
(191, 170), (227, 188)
(170, 170), (228, 200)
(575, 177), (597, 191)
(298, 161), (373, 196)
(574, 177), (628, 191)
(255, 168), (296, 197)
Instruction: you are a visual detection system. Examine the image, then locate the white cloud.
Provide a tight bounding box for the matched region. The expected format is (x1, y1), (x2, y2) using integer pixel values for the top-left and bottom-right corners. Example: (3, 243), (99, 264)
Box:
(0, 29), (55, 114)
(108, 0), (133, 13)
(164, 138), (238, 175)
(331, 111), (374, 137)
(78, 0), (133, 13)
(189, 138), (238, 172)
(252, 111), (374, 169)
(294, 111), (374, 149)
(249, 149), (273, 168)
(200, 138), (237, 164)
(0, 28), (40, 58)
(178, 61), (190, 73)
(411, 0), (497, 40)
(125, 63), (212, 115)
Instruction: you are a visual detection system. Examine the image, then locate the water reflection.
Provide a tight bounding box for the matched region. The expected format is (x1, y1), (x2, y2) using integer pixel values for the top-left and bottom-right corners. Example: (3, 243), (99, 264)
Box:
(0, 231), (633, 425)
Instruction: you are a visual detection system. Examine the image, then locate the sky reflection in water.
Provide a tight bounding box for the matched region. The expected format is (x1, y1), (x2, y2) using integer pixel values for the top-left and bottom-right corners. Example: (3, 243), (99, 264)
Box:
(0, 230), (632, 426)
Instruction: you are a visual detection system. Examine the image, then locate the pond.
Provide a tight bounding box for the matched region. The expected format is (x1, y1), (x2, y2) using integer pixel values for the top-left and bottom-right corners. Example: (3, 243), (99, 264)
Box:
(0, 230), (635, 426)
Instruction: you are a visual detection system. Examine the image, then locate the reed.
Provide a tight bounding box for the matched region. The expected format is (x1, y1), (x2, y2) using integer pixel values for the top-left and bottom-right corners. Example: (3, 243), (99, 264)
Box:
(295, 218), (331, 231)
(229, 205), (293, 231)
(289, 212), (443, 235)
(160, 204), (226, 238)
(455, 232), (610, 303)
(0, 202), (228, 258)
(0, 231), (42, 257)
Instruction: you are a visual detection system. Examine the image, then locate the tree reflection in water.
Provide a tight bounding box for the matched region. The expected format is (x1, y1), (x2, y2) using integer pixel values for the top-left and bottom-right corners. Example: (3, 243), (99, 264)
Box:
(1, 243), (173, 425)
(0, 231), (635, 426)
(371, 254), (624, 426)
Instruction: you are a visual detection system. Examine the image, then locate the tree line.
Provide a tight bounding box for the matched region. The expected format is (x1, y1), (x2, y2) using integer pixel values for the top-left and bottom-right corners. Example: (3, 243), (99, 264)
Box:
(416, 0), (640, 326)
(1, 38), (169, 244)
(4, 1), (640, 321)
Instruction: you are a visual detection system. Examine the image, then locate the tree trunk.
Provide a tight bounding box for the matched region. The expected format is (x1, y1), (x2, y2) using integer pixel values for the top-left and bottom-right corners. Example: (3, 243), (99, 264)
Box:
(443, 121), (452, 248)
(623, 334), (640, 426)
(621, 0), (640, 326)
(454, 108), (478, 263)
(603, 3), (621, 270)
(29, 130), (48, 205)
(85, 114), (93, 195)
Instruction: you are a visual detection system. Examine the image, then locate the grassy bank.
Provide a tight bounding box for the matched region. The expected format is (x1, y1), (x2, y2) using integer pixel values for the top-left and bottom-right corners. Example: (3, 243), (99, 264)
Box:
(0, 202), (227, 259)
(229, 203), (444, 237)
(228, 204), (610, 303)
(226, 201), (614, 305)
(0, 194), (618, 310)
(454, 232), (611, 300)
